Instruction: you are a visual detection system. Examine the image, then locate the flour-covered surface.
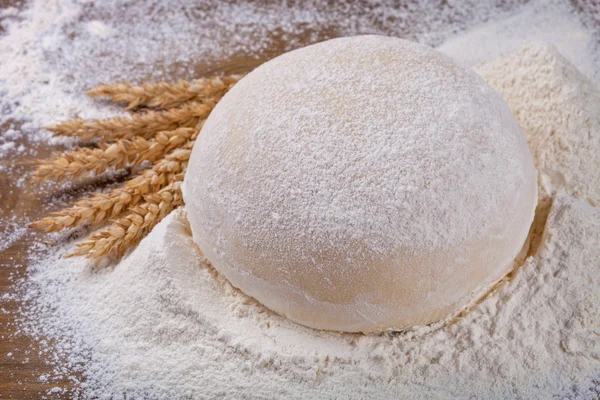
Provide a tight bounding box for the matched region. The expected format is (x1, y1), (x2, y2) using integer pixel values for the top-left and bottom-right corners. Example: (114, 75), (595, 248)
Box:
(1, 0), (600, 397)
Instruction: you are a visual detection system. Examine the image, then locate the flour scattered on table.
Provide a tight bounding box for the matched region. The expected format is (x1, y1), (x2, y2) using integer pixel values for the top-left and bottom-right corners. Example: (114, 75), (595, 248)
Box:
(2, 0), (598, 131)
(437, 0), (600, 81)
(2, 0), (600, 398)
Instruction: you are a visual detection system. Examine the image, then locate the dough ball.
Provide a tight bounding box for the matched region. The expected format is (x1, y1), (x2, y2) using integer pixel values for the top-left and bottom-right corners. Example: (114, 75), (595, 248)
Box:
(183, 36), (537, 333)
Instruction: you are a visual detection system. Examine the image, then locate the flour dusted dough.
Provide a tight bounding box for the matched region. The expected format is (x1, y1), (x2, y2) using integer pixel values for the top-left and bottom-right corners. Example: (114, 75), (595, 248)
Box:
(183, 36), (537, 333)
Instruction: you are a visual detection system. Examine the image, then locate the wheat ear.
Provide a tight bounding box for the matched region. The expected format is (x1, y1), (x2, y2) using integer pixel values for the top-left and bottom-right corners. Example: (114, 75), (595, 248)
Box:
(70, 179), (183, 258)
(29, 146), (191, 232)
(34, 127), (195, 181)
(86, 75), (243, 110)
(46, 100), (214, 141)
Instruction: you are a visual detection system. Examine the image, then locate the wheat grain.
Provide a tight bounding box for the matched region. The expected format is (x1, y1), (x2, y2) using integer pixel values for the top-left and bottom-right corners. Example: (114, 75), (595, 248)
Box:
(34, 127), (195, 181)
(70, 179), (183, 258)
(46, 100), (214, 141)
(86, 75), (243, 110)
(30, 146), (192, 232)
(31, 72), (219, 260)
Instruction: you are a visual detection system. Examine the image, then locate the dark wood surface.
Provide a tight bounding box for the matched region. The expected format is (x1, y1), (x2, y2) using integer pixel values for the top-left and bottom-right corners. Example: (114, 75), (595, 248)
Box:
(1, 0), (599, 398)
(0, 0), (37, 393)
(0, 131), (69, 398)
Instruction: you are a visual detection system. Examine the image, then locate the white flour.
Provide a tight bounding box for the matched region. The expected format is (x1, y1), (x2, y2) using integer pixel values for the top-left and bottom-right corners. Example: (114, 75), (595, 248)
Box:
(0, 0), (599, 398)
(474, 42), (600, 207)
(437, 1), (600, 82)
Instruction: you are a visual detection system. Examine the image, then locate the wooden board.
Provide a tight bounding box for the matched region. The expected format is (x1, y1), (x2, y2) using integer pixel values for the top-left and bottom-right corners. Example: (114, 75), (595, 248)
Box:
(0, 0), (598, 398)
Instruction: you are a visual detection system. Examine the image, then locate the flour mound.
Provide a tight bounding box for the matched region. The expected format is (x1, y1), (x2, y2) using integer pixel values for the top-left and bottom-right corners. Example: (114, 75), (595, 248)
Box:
(475, 41), (600, 208)
(183, 35), (537, 332)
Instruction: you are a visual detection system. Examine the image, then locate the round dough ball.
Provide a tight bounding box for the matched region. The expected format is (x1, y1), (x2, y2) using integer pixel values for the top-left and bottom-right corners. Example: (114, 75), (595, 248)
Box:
(183, 36), (537, 333)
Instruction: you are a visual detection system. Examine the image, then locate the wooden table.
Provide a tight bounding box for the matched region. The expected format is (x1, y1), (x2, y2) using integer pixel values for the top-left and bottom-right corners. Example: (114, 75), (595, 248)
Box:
(1, 0), (598, 398)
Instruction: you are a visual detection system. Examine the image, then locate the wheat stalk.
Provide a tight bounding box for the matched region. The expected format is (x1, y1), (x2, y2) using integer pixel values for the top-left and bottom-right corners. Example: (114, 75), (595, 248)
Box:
(31, 72), (241, 260)
(30, 146), (192, 232)
(46, 100), (215, 141)
(70, 179), (183, 258)
(34, 127), (195, 181)
(86, 75), (243, 110)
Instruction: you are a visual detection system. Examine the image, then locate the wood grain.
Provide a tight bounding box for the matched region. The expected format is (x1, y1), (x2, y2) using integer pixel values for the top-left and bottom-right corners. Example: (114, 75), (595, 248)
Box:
(0, 127), (77, 397)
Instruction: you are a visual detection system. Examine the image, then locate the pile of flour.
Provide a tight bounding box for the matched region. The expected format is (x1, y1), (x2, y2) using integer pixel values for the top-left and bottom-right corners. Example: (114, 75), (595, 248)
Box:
(475, 42), (600, 207)
(19, 43), (600, 399)
(1, 0), (599, 398)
